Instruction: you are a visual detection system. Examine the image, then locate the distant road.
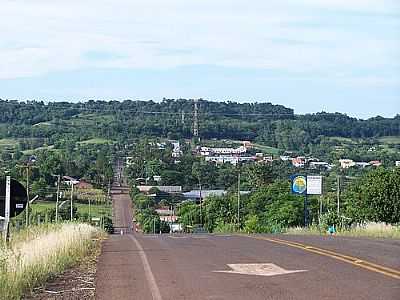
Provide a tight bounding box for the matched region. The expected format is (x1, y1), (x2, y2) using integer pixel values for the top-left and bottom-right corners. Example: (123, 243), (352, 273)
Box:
(96, 183), (400, 300)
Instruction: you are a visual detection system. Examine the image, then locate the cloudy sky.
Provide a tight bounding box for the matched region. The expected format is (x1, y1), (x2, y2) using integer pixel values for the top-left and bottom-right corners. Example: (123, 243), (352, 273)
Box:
(0, 0), (399, 118)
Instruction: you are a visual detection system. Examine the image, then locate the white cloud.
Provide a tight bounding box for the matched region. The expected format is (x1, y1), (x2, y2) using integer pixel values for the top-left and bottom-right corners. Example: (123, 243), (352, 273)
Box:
(0, 0), (399, 83)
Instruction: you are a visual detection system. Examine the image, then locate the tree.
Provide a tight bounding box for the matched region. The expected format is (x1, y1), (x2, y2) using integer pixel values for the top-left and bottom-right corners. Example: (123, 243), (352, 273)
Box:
(344, 168), (400, 224)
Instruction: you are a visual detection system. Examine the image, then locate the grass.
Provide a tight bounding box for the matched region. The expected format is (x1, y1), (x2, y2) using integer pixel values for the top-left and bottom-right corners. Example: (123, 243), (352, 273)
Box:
(0, 138), (18, 146)
(378, 136), (400, 145)
(31, 201), (111, 219)
(0, 223), (101, 300)
(77, 138), (114, 145)
(286, 222), (400, 239)
(21, 145), (55, 155)
(251, 143), (281, 155)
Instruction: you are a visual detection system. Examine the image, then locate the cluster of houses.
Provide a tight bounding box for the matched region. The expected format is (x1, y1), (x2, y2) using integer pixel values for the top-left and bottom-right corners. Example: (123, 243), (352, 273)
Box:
(195, 142), (265, 166)
(338, 159), (382, 169)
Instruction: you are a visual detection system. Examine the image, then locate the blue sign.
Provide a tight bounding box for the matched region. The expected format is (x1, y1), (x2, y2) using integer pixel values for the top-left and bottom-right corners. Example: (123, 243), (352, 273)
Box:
(291, 175), (307, 194)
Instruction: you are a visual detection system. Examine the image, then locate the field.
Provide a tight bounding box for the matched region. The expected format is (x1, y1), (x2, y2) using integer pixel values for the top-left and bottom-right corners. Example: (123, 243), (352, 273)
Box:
(378, 136), (400, 145)
(31, 200), (111, 220)
(251, 143), (281, 155)
(77, 138), (114, 145)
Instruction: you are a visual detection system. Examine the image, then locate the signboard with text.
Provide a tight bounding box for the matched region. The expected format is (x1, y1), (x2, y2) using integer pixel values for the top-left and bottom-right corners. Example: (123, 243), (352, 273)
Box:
(306, 176), (322, 195)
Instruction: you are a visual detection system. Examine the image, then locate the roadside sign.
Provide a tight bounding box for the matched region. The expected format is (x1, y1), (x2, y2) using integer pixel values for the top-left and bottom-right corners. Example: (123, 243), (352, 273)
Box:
(306, 175), (322, 195)
(0, 178), (27, 218)
(291, 175), (307, 194)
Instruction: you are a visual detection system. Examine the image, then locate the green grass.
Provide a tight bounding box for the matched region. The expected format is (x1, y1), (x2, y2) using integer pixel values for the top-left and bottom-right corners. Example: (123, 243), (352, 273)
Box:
(378, 136), (400, 145)
(31, 201), (111, 219)
(21, 145), (55, 155)
(0, 139), (18, 150)
(77, 138), (114, 145)
(286, 223), (400, 239)
(252, 143), (281, 155)
(0, 138), (18, 146)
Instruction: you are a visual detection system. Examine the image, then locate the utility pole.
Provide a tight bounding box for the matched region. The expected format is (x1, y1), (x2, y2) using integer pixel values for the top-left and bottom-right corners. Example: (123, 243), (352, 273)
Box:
(336, 175), (340, 217)
(70, 183), (74, 221)
(55, 175), (60, 223)
(237, 172), (240, 230)
(25, 165), (30, 226)
(193, 99), (199, 138)
(199, 182), (202, 226)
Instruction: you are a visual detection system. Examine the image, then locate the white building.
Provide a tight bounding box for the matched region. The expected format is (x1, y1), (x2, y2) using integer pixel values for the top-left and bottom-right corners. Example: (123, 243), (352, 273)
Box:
(396, 161), (400, 167)
(200, 146), (247, 156)
(339, 159), (356, 169)
(171, 141), (183, 158)
(205, 155), (255, 166)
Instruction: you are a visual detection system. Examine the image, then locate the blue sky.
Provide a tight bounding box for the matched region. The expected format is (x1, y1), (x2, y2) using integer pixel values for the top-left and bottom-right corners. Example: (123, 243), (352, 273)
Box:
(0, 0), (399, 119)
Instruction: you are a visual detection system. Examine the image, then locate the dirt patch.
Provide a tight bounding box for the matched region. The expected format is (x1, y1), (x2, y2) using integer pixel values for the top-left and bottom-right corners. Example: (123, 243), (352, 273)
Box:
(23, 239), (103, 300)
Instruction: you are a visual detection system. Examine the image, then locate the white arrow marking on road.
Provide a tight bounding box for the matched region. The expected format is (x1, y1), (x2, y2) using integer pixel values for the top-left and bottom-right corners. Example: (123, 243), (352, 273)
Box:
(214, 263), (307, 277)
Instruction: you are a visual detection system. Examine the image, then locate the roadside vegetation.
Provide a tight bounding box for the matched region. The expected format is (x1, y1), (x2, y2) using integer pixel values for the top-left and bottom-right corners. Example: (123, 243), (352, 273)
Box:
(0, 223), (101, 300)
(287, 223), (400, 239)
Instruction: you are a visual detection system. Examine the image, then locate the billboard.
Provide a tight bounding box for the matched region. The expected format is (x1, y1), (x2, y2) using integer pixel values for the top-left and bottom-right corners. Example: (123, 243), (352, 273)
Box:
(306, 176), (322, 195)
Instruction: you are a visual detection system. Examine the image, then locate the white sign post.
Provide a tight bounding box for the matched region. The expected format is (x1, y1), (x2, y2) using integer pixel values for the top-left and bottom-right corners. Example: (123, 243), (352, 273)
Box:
(3, 176), (11, 243)
(306, 175), (322, 195)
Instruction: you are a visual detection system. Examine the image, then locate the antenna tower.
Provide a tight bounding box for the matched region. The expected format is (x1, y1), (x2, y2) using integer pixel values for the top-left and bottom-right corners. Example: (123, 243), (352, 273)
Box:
(193, 99), (199, 137)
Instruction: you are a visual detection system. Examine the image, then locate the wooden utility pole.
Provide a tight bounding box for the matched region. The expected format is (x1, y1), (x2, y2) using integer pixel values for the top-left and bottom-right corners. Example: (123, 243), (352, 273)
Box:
(55, 175), (60, 223)
(337, 175), (340, 217)
(25, 165), (30, 226)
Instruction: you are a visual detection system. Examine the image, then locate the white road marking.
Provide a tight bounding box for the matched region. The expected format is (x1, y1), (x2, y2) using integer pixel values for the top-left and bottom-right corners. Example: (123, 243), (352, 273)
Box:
(214, 263), (307, 277)
(129, 235), (163, 300)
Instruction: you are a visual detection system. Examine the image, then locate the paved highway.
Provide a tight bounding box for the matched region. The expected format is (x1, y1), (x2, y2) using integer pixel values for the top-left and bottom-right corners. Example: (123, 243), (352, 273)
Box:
(96, 185), (400, 300)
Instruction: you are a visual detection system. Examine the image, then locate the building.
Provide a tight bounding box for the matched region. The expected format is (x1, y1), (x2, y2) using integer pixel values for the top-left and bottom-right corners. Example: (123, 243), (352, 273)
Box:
(339, 159), (356, 169)
(280, 155), (291, 161)
(76, 180), (93, 189)
(396, 161), (400, 167)
(369, 160), (382, 167)
(205, 155), (255, 166)
(182, 190), (250, 201)
(171, 141), (183, 158)
(355, 162), (370, 168)
(292, 157), (305, 168)
(136, 185), (182, 194)
(62, 176), (79, 186)
(200, 146), (247, 156)
(310, 161), (331, 170)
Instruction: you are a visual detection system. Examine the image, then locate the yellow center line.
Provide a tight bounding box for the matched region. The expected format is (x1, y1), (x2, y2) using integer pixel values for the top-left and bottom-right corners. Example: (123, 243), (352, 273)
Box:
(245, 235), (400, 280)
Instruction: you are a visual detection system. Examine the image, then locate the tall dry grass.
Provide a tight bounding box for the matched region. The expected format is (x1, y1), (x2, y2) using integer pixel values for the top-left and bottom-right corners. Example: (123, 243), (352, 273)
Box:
(0, 223), (100, 300)
(286, 222), (400, 239)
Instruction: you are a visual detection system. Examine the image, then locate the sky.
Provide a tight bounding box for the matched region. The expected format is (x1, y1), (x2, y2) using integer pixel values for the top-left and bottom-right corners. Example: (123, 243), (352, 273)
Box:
(0, 0), (399, 119)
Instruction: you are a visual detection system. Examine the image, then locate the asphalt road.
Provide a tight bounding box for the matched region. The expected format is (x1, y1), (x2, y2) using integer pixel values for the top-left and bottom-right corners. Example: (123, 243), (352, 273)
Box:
(96, 187), (400, 300)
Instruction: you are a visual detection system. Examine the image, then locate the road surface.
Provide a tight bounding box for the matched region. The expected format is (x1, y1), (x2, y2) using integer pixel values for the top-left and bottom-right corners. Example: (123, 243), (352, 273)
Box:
(96, 186), (400, 300)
